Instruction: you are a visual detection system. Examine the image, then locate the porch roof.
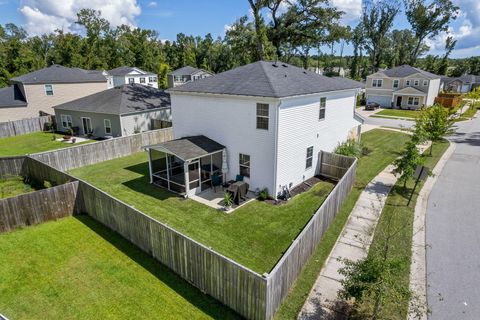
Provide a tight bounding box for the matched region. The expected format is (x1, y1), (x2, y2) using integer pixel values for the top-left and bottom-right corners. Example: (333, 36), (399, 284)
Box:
(146, 135), (225, 162)
(393, 87), (427, 96)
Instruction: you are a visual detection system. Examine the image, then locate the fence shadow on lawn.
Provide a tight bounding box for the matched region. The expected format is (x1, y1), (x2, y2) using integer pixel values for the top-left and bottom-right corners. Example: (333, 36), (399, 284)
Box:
(122, 176), (178, 201)
(74, 214), (242, 320)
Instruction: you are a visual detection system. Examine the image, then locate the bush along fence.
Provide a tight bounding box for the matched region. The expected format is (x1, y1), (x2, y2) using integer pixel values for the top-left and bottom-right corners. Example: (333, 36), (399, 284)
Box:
(0, 115), (53, 138)
(0, 146), (356, 319)
(30, 128), (173, 172)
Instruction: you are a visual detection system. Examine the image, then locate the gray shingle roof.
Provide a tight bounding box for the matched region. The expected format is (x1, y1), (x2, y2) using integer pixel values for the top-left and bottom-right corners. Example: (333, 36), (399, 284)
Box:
(380, 65), (440, 79)
(169, 66), (207, 76)
(169, 61), (362, 98)
(333, 77), (365, 89)
(53, 84), (170, 115)
(11, 64), (107, 84)
(146, 135), (225, 161)
(108, 66), (156, 77)
(0, 84), (27, 107)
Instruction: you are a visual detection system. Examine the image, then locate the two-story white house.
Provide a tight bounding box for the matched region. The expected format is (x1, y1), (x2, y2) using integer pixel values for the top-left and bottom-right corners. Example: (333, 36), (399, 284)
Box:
(167, 66), (213, 88)
(145, 61), (362, 198)
(108, 66), (158, 88)
(365, 65), (441, 109)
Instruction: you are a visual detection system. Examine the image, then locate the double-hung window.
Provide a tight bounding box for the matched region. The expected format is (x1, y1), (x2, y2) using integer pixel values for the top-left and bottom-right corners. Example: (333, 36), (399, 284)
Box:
(406, 80), (411, 86)
(104, 119), (112, 134)
(319, 97), (326, 120)
(140, 77), (145, 83)
(306, 146), (313, 169)
(414, 79), (420, 86)
(149, 76), (157, 82)
(45, 84), (54, 96)
(393, 79), (399, 89)
(128, 78), (135, 84)
(256, 103), (269, 130)
(239, 154), (250, 178)
(372, 79), (383, 87)
(423, 80), (428, 86)
(61, 114), (72, 129)
(408, 97), (420, 106)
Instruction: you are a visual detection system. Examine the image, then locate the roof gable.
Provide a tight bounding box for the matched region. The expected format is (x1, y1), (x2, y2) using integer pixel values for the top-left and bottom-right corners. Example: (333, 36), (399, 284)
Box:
(11, 65), (107, 84)
(0, 84), (27, 107)
(108, 66), (155, 77)
(169, 61), (362, 98)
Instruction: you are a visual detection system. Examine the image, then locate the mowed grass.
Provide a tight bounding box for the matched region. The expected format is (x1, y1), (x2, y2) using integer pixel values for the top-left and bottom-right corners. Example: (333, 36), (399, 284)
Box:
(274, 129), (411, 319)
(0, 216), (240, 320)
(0, 175), (38, 199)
(375, 109), (421, 119)
(70, 156), (334, 273)
(362, 139), (450, 319)
(0, 131), (93, 156)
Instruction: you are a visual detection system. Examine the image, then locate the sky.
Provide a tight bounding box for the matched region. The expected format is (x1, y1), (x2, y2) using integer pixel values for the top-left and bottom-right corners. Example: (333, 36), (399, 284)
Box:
(0, 0), (479, 58)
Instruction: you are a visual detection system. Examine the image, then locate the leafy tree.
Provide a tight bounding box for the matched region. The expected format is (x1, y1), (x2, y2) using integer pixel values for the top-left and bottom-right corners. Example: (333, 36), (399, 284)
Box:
(404, 0), (459, 64)
(247, 0), (269, 60)
(415, 104), (455, 155)
(437, 36), (457, 75)
(393, 140), (424, 187)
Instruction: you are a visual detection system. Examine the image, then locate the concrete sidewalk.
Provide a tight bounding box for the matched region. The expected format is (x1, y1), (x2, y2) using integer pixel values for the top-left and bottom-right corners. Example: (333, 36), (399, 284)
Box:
(299, 141), (430, 320)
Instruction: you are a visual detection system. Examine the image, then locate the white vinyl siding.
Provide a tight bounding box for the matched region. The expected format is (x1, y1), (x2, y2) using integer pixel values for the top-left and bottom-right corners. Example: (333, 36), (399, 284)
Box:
(60, 114), (72, 128)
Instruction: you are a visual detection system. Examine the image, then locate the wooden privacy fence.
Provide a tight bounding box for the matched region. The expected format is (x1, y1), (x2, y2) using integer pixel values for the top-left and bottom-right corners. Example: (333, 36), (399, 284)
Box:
(265, 152), (357, 318)
(31, 128), (173, 172)
(0, 115), (53, 137)
(0, 156), (25, 178)
(0, 181), (80, 232)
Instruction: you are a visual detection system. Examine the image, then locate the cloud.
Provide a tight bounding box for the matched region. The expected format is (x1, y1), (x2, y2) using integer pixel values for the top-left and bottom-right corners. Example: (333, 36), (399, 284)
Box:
(19, 0), (142, 35)
(330, 0), (362, 23)
(147, 1), (157, 7)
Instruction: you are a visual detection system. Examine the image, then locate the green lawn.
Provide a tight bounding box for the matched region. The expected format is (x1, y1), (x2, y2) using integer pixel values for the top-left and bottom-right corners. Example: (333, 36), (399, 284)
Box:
(0, 216), (240, 320)
(0, 131), (94, 156)
(70, 157), (334, 273)
(454, 102), (478, 122)
(0, 175), (39, 199)
(375, 109), (421, 119)
(357, 139), (449, 319)
(274, 129), (411, 319)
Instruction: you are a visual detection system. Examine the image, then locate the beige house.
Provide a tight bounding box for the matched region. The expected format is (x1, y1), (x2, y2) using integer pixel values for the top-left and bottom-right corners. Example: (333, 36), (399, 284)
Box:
(365, 65), (441, 109)
(0, 65), (109, 122)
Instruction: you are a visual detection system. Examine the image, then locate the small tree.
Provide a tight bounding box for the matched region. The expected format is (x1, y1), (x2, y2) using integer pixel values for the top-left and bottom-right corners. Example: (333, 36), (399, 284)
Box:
(393, 140), (424, 188)
(414, 104), (455, 156)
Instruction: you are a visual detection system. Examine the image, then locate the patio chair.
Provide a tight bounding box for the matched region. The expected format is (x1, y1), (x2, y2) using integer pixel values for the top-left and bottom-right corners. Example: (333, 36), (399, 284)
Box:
(235, 174), (244, 182)
(212, 173), (222, 192)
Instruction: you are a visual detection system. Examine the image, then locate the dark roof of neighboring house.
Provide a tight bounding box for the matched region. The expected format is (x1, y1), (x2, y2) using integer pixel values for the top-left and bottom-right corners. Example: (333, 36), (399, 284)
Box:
(169, 61), (363, 98)
(53, 84), (170, 115)
(10, 64), (107, 84)
(108, 66), (156, 77)
(146, 135), (225, 161)
(333, 77), (365, 89)
(379, 65), (440, 79)
(0, 84), (27, 107)
(169, 66), (212, 76)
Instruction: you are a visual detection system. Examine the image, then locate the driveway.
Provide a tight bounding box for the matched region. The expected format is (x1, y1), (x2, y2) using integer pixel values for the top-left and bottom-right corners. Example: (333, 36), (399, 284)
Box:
(356, 108), (415, 129)
(426, 115), (480, 319)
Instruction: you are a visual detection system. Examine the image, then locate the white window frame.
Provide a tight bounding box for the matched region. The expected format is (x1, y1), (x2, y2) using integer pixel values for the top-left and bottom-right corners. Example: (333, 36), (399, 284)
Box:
(319, 97), (326, 120)
(406, 80), (411, 86)
(140, 77), (145, 84)
(306, 146), (313, 169)
(407, 97), (420, 106)
(372, 79), (383, 88)
(128, 77), (135, 84)
(423, 80), (428, 86)
(392, 79), (399, 89)
(61, 114), (72, 129)
(104, 119), (112, 135)
(256, 103), (269, 130)
(414, 79), (420, 86)
(239, 153), (250, 178)
(45, 84), (54, 96)
(149, 76), (157, 82)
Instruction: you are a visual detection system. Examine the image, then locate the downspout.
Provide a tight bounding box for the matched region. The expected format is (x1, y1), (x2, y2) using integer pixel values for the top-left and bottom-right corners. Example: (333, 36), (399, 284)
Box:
(273, 100), (281, 199)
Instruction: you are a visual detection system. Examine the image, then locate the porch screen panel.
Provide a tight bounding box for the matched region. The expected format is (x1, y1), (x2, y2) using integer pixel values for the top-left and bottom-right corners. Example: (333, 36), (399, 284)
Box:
(151, 150), (167, 175)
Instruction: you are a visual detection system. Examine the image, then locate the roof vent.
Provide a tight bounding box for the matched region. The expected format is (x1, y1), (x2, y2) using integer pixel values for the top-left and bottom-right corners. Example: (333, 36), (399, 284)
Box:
(272, 63), (278, 68)
(282, 64), (288, 68)
(303, 71), (307, 74)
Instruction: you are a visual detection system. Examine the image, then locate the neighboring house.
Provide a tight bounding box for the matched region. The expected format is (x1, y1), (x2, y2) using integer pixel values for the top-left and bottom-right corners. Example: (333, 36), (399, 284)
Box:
(365, 65), (441, 109)
(53, 84), (171, 138)
(167, 66), (213, 88)
(108, 66), (158, 88)
(309, 66), (349, 78)
(0, 64), (109, 122)
(145, 61), (362, 198)
(440, 75), (480, 93)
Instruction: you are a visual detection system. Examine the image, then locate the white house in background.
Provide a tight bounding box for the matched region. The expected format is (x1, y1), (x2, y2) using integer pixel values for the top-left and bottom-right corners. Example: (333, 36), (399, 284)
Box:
(108, 66), (158, 88)
(167, 66), (213, 88)
(365, 65), (441, 109)
(145, 61), (362, 198)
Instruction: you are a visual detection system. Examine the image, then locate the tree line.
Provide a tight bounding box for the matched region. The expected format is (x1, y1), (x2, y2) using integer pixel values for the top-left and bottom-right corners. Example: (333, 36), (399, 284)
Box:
(0, 0), (475, 89)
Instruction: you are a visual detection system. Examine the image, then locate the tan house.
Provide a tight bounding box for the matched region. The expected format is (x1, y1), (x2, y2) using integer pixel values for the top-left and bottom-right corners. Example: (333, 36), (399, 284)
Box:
(0, 65), (109, 122)
(365, 65), (441, 109)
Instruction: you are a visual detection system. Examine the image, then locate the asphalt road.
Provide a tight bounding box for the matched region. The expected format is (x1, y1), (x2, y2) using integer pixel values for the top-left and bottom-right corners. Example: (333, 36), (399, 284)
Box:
(426, 115), (480, 319)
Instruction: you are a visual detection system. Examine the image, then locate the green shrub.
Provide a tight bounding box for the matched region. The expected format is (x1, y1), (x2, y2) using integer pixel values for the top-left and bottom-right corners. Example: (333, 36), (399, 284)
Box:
(258, 188), (269, 201)
(334, 139), (364, 157)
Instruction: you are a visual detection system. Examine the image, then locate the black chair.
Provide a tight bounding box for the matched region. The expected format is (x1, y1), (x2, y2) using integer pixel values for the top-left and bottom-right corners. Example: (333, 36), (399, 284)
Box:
(212, 173), (222, 192)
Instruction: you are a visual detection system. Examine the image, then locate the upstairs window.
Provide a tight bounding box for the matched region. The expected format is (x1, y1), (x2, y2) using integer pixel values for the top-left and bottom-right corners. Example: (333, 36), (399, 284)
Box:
(45, 84), (54, 96)
(319, 97), (326, 120)
(104, 119), (112, 134)
(239, 154), (250, 178)
(128, 78), (135, 84)
(393, 79), (399, 89)
(61, 114), (72, 129)
(306, 146), (313, 169)
(423, 80), (428, 86)
(372, 79), (383, 87)
(149, 76), (157, 82)
(256, 103), (269, 130)
(414, 79), (420, 86)
(406, 80), (411, 86)
(140, 77), (145, 83)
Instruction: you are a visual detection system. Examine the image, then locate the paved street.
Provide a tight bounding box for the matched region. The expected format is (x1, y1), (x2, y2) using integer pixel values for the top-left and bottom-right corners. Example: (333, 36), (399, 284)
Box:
(356, 109), (415, 129)
(426, 114), (480, 319)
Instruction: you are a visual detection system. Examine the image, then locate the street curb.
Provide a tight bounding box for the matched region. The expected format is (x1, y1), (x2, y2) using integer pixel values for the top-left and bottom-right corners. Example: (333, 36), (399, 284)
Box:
(408, 142), (456, 320)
